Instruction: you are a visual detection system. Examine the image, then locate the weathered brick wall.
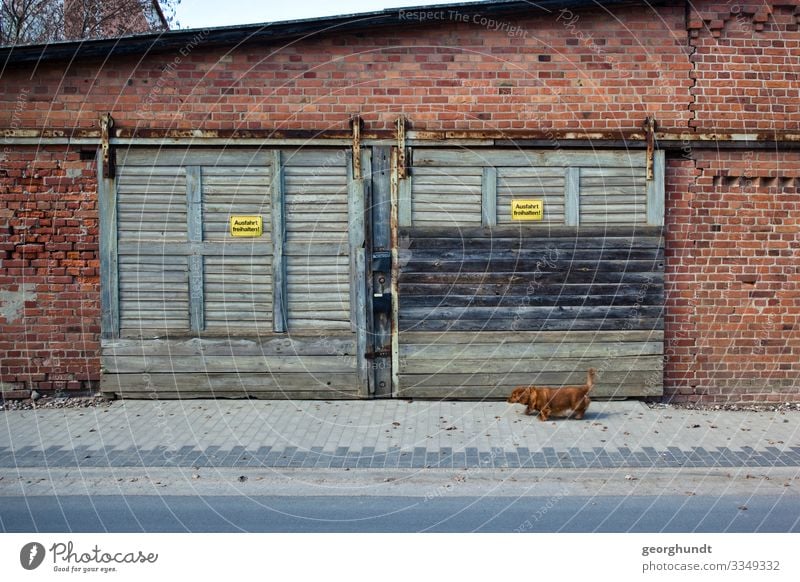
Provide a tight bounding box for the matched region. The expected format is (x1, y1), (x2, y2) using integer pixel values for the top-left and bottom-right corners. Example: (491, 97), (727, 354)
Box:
(689, 1), (800, 131)
(0, 147), (100, 398)
(0, 4), (691, 132)
(665, 150), (800, 403)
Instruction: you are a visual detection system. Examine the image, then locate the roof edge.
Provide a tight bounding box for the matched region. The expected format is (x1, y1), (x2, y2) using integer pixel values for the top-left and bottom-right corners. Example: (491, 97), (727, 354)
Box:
(0, 0), (672, 65)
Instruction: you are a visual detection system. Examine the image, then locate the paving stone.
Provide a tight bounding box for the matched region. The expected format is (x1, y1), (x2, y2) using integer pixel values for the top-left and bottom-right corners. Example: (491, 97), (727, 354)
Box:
(0, 401), (798, 471)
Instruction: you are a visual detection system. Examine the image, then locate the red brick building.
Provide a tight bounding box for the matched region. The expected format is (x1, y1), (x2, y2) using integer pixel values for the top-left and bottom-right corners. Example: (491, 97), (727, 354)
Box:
(0, 0), (798, 404)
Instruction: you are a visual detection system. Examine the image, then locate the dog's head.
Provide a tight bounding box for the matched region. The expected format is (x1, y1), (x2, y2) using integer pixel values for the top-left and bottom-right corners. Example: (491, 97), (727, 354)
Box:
(507, 386), (532, 405)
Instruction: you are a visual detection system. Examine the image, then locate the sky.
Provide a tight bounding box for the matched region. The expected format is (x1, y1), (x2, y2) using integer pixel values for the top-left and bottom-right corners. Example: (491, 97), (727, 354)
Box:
(173, 0), (476, 29)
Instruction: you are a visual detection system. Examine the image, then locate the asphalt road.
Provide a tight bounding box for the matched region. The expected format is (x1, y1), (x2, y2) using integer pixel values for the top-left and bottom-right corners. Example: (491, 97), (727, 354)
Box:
(2, 494), (798, 533)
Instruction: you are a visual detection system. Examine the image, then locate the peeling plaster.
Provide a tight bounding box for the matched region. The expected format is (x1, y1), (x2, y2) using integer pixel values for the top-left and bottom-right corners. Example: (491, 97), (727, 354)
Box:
(0, 284), (36, 322)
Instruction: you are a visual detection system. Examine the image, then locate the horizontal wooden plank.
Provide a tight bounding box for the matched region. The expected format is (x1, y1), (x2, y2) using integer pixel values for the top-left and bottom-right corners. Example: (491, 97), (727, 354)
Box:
(204, 266), (270, 276)
(400, 305), (664, 321)
(117, 242), (274, 255)
(399, 330), (664, 344)
(205, 255), (271, 265)
(412, 194), (482, 204)
(119, 283), (188, 294)
(204, 301), (272, 311)
(117, 293), (191, 303)
(401, 341), (662, 360)
(412, 167), (484, 177)
(399, 271), (663, 285)
(119, 324), (190, 333)
(119, 254), (188, 266)
(399, 355), (663, 374)
(400, 282), (664, 302)
(286, 232), (350, 242)
(400, 258), (662, 273)
(202, 166), (270, 176)
(284, 242), (349, 256)
(397, 370), (661, 388)
(119, 272), (188, 284)
(413, 149), (646, 168)
(402, 228), (664, 248)
(101, 373), (360, 397)
(402, 236), (662, 250)
(117, 166), (187, 177)
(119, 148), (271, 167)
(204, 274), (271, 284)
(288, 283), (349, 293)
(102, 335), (356, 356)
(286, 224), (349, 234)
(400, 293), (664, 309)
(103, 353), (357, 373)
(400, 245), (664, 265)
(117, 185), (186, 194)
(403, 248), (664, 262)
(288, 320), (352, 330)
(412, 186), (482, 196)
(400, 318), (663, 332)
(202, 185), (268, 196)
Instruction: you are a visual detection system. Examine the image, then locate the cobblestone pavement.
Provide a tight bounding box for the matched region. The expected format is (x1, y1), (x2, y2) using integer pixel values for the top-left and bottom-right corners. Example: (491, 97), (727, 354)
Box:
(1, 400), (799, 470)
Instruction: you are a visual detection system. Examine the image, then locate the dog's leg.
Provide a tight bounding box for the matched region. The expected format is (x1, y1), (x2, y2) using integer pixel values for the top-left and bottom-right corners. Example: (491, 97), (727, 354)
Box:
(538, 407), (550, 422)
(573, 397), (589, 420)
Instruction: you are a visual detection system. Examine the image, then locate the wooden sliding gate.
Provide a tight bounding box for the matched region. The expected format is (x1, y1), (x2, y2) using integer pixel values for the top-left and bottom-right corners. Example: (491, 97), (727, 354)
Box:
(100, 147), (368, 398)
(394, 149), (666, 399)
(99, 145), (665, 399)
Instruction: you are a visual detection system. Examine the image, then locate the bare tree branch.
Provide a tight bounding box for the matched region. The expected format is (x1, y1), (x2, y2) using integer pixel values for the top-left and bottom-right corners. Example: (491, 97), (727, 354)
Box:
(1, 0), (178, 46)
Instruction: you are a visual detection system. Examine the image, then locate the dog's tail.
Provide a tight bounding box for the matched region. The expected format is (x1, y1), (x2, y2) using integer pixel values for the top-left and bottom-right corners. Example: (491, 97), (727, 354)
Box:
(585, 368), (598, 393)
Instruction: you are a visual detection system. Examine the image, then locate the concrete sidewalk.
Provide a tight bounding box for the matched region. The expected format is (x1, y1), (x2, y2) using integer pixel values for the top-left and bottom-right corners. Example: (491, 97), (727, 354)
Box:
(2, 399), (799, 471)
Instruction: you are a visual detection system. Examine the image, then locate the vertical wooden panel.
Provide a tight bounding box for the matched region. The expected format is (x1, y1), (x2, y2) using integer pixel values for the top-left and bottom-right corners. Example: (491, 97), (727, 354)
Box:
(186, 166), (204, 332)
(283, 150), (350, 329)
(271, 150), (287, 333)
(481, 166), (497, 227)
(186, 166), (202, 241)
(398, 177), (412, 227)
(647, 150), (665, 226)
(98, 149), (119, 339)
(565, 166), (580, 226)
(347, 151), (365, 331)
(188, 255), (204, 332)
(354, 247), (369, 396)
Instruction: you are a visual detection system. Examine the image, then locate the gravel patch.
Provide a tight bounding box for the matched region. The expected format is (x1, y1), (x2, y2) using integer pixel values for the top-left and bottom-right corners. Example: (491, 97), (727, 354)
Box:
(0, 395), (111, 411)
(646, 401), (800, 413)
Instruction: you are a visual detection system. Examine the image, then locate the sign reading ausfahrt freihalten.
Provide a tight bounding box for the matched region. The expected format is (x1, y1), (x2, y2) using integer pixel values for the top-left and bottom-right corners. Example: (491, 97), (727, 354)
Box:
(230, 216), (263, 237)
(511, 200), (543, 221)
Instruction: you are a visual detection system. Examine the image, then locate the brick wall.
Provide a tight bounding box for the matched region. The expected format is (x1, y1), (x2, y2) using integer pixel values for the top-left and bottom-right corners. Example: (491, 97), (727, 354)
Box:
(665, 150), (800, 403)
(689, 1), (800, 131)
(0, 147), (100, 398)
(0, 4), (691, 132)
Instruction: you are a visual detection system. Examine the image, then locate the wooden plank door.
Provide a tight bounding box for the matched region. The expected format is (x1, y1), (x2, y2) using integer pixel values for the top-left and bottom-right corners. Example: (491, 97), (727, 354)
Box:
(392, 148), (666, 399)
(100, 147), (369, 399)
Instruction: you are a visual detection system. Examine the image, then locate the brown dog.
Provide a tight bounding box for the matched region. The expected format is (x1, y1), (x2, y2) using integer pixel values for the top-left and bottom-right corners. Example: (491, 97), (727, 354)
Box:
(507, 368), (597, 421)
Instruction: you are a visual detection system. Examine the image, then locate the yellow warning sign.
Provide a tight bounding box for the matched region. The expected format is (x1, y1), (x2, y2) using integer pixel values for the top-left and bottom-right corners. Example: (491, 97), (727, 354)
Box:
(230, 216), (263, 237)
(511, 200), (544, 221)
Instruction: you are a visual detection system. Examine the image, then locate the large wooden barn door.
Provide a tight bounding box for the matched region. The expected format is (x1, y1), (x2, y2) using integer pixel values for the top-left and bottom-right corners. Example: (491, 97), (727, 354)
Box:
(100, 147), (368, 399)
(393, 148), (666, 399)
